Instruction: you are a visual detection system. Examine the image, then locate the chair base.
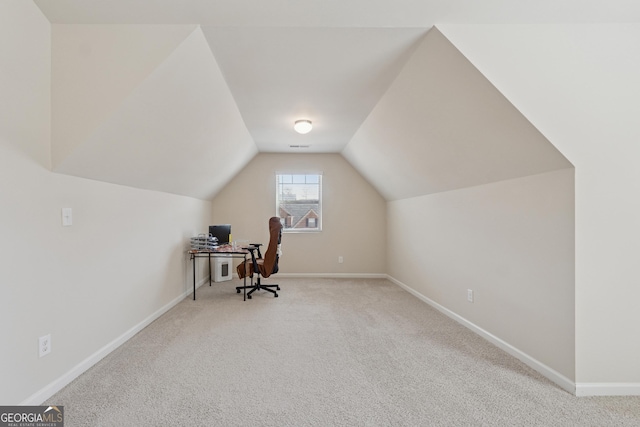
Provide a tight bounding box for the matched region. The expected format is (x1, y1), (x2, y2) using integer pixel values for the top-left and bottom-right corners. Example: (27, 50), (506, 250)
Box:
(236, 278), (280, 299)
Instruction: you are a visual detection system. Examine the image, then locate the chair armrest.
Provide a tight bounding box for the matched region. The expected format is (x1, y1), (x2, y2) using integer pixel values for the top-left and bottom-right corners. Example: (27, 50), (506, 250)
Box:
(246, 244), (263, 267)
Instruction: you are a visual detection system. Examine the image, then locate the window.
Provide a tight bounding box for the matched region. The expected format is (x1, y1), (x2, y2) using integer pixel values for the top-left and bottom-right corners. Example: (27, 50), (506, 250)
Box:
(276, 173), (322, 232)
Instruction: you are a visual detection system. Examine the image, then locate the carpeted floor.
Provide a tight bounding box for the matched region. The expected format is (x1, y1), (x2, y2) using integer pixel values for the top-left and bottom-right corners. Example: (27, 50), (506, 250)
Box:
(47, 278), (640, 426)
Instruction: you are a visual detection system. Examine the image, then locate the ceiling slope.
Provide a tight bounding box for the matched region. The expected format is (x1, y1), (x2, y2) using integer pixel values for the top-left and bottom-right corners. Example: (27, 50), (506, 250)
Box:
(437, 24), (640, 168)
(342, 27), (572, 201)
(51, 24), (198, 167)
(34, 0), (640, 26)
(36, 0), (637, 202)
(201, 27), (426, 153)
(54, 26), (257, 200)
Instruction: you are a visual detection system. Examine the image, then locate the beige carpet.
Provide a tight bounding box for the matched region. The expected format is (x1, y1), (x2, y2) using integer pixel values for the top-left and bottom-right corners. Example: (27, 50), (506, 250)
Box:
(47, 278), (640, 426)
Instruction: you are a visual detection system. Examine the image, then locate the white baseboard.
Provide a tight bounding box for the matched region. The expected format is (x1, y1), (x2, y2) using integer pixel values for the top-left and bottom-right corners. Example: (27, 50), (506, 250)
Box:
(21, 277), (208, 405)
(276, 273), (387, 279)
(387, 275), (576, 395)
(576, 383), (640, 396)
(232, 273), (387, 280)
(26, 274), (638, 401)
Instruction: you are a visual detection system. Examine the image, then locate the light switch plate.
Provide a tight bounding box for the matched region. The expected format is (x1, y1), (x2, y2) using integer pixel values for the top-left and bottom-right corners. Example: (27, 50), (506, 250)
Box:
(62, 208), (72, 226)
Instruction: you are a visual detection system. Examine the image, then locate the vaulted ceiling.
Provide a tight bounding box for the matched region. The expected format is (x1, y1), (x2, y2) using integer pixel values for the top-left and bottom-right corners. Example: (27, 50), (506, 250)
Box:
(34, 0), (639, 200)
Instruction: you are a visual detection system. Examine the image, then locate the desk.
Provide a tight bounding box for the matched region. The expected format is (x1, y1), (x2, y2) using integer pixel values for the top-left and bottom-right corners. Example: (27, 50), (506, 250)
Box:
(188, 245), (250, 301)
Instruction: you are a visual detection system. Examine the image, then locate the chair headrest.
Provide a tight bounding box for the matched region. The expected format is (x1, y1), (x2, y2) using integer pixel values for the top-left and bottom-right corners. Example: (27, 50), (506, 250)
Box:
(269, 217), (282, 234)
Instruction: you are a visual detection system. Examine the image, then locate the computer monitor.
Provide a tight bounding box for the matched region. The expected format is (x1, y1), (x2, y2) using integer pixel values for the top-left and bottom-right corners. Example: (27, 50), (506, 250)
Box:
(209, 224), (231, 245)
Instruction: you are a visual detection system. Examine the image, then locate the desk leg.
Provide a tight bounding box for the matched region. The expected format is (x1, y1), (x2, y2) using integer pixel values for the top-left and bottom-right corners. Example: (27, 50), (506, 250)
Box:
(243, 254), (247, 302)
(209, 253), (212, 286)
(192, 254), (196, 301)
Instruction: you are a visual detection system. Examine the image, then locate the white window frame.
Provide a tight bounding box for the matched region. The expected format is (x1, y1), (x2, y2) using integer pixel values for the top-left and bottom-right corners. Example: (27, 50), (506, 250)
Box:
(276, 172), (322, 233)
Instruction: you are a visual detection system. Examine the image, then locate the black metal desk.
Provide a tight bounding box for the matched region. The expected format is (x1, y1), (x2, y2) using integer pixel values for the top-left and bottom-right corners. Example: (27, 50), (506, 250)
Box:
(188, 246), (250, 301)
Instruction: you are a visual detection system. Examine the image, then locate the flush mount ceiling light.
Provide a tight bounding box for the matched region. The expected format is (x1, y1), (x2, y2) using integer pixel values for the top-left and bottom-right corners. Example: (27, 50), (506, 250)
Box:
(294, 119), (312, 134)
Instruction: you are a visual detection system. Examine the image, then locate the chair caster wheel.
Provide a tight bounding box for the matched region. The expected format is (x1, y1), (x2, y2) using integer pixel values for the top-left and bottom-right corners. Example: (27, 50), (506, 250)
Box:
(274, 293), (278, 297)
(236, 289), (240, 293)
(248, 295), (252, 299)
(276, 286), (280, 290)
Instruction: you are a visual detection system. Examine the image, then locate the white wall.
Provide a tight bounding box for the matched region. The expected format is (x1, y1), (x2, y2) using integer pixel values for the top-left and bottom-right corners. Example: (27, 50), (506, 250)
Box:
(0, 1), (212, 404)
(211, 153), (387, 276)
(440, 24), (640, 393)
(388, 170), (575, 383)
(344, 25), (576, 391)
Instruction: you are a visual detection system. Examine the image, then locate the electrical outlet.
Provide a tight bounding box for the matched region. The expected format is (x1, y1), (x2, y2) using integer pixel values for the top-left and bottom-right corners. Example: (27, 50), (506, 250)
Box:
(39, 334), (51, 358)
(467, 289), (474, 303)
(338, 256), (344, 264)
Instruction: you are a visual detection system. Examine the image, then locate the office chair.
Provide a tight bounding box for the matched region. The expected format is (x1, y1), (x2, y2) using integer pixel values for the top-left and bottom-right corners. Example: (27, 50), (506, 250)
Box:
(236, 217), (282, 299)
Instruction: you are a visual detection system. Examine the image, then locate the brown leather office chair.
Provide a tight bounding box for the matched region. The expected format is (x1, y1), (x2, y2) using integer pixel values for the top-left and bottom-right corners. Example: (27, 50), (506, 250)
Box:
(236, 217), (282, 299)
